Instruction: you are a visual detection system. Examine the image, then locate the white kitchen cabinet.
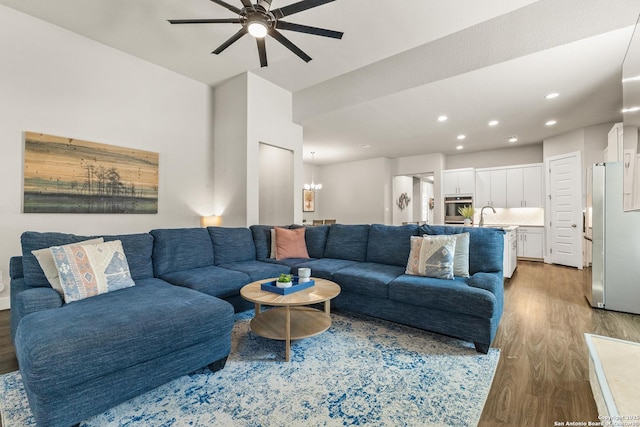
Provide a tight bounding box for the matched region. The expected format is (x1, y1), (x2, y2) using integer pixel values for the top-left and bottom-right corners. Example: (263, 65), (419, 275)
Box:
(506, 165), (543, 208)
(517, 226), (544, 260)
(475, 169), (506, 208)
(502, 228), (517, 278)
(443, 169), (474, 195)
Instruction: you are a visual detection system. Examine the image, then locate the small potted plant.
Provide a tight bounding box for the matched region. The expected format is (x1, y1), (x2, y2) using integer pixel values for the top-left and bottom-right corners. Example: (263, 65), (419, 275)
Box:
(276, 273), (293, 288)
(458, 206), (474, 225)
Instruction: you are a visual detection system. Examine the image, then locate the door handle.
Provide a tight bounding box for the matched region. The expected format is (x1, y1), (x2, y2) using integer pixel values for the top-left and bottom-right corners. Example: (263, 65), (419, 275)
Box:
(571, 224), (577, 227)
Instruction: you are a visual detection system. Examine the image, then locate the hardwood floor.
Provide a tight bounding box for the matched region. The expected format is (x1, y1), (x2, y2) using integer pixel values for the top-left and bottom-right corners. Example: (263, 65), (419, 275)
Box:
(0, 310), (17, 375)
(0, 261), (638, 426)
(480, 261), (640, 426)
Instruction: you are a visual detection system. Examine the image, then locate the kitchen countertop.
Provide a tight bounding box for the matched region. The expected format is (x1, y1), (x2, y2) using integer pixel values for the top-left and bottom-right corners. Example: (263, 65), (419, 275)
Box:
(474, 224), (518, 231)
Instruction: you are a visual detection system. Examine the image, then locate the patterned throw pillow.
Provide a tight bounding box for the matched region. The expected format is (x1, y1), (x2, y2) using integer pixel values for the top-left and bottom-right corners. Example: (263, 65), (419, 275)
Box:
(405, 235), (457, 280)
(32, 237), (104, 295)
(50, 240), (135, 303)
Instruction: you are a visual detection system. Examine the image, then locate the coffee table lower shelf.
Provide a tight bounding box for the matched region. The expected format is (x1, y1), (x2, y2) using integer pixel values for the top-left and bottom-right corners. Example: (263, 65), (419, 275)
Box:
(250, 306), (331, 361)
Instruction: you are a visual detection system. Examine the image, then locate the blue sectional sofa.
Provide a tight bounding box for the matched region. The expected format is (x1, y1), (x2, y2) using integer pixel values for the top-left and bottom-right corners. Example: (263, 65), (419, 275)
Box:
(10, 232), (235, 427)
(10, 223), (504, 427)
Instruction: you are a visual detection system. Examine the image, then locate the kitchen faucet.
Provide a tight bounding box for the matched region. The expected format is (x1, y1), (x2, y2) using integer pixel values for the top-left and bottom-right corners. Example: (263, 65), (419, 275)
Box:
(479, 205), (496, 227)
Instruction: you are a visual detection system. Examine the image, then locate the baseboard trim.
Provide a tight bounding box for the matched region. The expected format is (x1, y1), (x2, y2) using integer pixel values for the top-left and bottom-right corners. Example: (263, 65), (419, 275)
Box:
(0, 296), (10, 311)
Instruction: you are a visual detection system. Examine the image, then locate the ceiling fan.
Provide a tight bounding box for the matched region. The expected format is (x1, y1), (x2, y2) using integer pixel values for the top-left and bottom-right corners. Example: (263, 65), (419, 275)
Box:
(168, 0), (343, 67)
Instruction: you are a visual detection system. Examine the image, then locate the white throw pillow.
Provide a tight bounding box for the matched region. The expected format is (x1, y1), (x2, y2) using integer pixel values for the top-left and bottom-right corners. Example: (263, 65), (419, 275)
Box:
(32, 237), (104, 295)
(406, 235), (456, 280)
(270, 228), (276, 258)
(452, 233), (470, 278)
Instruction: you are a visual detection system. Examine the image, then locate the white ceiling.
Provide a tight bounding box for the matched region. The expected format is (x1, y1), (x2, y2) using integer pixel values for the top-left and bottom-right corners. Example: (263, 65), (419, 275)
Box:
(1, 0), (639, 165)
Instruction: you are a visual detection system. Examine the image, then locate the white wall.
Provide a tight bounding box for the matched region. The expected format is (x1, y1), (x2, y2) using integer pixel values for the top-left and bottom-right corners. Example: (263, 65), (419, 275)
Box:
(393, 153), (445, 224)
(0, 5), (217, 308)
(259, 143), (294, 225)
(214, 72), (303, 226)
(392, 176), (414, 225)
(247, 73), (304, 225)
(212, 74), (248, 227)
(313, 158), (392, 224)
(302, 163), (320, 223)
(446, 144), (543, 169)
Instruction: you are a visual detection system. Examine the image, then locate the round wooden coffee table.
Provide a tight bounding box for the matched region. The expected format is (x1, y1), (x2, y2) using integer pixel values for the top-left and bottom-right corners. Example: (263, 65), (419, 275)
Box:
(240, 277), (341, 362)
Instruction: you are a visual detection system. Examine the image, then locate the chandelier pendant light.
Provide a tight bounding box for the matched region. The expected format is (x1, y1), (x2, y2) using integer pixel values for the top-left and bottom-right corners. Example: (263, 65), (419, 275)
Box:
(304, 151), (322, 191)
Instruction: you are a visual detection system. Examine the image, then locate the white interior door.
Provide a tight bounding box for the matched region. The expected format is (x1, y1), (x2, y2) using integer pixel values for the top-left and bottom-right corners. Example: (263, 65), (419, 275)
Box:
(547, 152), (582, 268)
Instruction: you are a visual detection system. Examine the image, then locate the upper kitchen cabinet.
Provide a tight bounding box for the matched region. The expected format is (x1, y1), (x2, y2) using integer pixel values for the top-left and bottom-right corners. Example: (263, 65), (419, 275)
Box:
(506, 165), (543, 208)
(475, 169), (506, 208)
(443, 168), (475, 195)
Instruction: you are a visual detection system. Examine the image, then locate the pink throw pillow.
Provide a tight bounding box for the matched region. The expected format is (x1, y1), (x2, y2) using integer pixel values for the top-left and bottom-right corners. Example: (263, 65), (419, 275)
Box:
(275, 227), (310, 260)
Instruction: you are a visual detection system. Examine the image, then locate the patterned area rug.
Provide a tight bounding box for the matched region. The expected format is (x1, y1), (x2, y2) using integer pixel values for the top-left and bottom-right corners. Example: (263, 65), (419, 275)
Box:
(0, 311), (499, 426)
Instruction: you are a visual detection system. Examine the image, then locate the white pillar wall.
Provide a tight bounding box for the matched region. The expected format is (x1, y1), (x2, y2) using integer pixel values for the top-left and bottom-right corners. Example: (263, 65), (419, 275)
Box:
(213, 72), (303, 226)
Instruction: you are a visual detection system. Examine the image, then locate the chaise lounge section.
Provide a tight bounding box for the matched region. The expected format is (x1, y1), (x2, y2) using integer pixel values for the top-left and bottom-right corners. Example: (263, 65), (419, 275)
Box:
(10, 232), (234, 427)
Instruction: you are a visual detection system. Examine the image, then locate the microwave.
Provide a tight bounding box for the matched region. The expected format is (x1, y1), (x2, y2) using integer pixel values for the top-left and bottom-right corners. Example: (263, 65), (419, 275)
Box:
(444, 196), (473, 224)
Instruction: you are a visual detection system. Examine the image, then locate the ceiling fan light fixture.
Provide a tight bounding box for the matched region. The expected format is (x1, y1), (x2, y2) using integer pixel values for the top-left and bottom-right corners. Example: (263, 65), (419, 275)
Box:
(248, 20), (268, 38)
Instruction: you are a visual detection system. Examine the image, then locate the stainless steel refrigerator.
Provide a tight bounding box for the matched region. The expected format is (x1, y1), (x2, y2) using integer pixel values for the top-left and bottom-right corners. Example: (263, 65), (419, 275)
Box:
(585, 162), (640, 314)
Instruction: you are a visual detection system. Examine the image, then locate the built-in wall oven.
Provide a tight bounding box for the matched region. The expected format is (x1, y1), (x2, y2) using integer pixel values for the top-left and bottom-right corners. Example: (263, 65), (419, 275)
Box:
(444, 196), (473, 224)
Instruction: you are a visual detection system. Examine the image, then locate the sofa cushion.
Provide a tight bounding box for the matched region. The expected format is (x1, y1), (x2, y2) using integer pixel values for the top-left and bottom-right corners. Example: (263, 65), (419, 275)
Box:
(323, 224), (370, 262)
(420, 225), (504, 274)
(14, 278), (234, 395)
(208, 227), (256, 265)
(332, 263), (406, 299)
(159, 265), (250, 299)
(295, 258), (359, 280)
(366, 224), (418, 267)
(303, 225), (330, 258)
(102, 234), (154, 280)
(259, 257), (318, 271)
(51, 240), (136, 303)
(406, 235), (456, 280)
(21, 232), (154, 288)
(274, 227), (309, 260)
(32, 237), (104, 295)
(218, 260), (290, 282)
(150, 228), (214, 276)
(389, 274), (497, 318)
(250, 225), (273, 260)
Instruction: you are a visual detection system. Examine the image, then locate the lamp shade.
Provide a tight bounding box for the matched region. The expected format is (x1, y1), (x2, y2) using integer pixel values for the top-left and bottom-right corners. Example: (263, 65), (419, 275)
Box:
(200, 215), (222, 227)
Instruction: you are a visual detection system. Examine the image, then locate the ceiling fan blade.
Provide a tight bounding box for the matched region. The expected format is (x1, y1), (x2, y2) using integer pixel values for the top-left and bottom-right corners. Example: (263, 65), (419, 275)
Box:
(212, 27), (248, 54)
(240, 0), (253, 6)
(275, 21), (343, 39)
(256, 38), (268, 67)
(168, 18), (242, 24)
(209, 0), (242, 15)
(272, 0), (336, 19)
(270, 29), (312, 62)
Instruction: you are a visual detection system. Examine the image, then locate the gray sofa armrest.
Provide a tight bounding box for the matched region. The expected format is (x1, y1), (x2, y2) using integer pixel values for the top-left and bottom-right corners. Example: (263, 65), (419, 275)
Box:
(11, 286), (63, 341)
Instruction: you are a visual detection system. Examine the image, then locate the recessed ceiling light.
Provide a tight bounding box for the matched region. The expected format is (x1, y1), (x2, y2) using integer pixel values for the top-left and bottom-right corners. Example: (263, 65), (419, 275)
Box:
(622, 106), (640, 113)
(437, 115), (448, 122)
(545, 120), (557, 126)
(545, 92), (559, 99)
(360, 144), (371, 149)
(456, 145), (464, 150)
(488, 120), (499, 127)
(508, 136), (518, 143)
(457, 134), (466, 140)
